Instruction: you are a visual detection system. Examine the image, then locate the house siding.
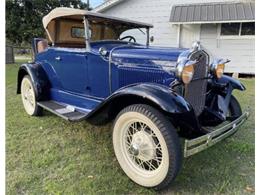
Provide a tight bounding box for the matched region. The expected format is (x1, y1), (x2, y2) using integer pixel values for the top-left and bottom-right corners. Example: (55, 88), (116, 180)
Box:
(200, 23), (255, 73)
(101, 0), (254, 73)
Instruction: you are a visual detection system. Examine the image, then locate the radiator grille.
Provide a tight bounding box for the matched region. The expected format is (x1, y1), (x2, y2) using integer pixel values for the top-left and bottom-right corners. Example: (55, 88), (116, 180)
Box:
(184, 51), (209, 116)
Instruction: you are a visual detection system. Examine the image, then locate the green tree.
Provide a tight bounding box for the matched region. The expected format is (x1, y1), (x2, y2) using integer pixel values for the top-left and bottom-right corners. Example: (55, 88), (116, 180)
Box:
(6, 0), (90, 46)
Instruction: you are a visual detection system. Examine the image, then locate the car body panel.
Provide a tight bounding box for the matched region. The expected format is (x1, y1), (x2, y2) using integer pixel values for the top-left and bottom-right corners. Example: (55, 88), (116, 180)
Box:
(34, 41), (186, 97)
(217, 75), (246, 91)
(17, 9), (250, 163)
(17, 39), (247, 134)
(88, 82), (193, 115)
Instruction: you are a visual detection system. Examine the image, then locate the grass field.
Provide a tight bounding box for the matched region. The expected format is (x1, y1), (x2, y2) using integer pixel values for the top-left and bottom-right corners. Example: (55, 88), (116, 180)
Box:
(6, 61), (255, 194)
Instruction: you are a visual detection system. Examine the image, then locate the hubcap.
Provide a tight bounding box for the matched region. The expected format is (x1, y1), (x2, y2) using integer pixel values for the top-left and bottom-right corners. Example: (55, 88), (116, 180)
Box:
(125, 121), (163, 171)
(23, 82), (34, 106)
(129, 144), (139, 156)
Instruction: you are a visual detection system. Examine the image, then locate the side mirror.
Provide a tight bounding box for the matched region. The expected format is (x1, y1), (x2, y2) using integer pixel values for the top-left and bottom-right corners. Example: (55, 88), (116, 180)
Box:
(150, 36), (154, 43)
(99, 47), (108, 56)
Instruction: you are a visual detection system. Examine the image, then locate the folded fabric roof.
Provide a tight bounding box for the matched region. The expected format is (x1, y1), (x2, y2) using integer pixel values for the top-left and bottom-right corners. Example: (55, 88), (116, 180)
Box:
(43, 7), (153, 43)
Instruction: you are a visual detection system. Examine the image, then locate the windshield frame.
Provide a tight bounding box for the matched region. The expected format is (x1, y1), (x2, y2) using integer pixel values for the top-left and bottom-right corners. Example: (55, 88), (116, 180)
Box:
(83, 17), (151, 50)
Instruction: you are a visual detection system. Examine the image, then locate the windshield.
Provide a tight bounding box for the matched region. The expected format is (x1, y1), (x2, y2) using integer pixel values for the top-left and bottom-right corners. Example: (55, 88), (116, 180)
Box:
(89, 23), (120, 41)
(89, 22), (148, 44)
(119, 28), (147, 44)
(47, 18), (150, 47)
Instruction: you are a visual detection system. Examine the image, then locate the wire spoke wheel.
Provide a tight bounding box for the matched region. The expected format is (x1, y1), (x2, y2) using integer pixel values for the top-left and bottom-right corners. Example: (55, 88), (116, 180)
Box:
(113, 104), (181, 189)
(125, 121), (163, 171)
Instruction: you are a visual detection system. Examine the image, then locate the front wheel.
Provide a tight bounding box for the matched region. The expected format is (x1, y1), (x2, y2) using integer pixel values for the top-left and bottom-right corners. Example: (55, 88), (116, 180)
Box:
(112, 104), (182, 189)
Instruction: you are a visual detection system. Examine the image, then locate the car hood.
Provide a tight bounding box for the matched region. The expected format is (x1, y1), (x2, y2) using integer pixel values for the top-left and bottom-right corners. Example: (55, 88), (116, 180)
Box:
(91, 41), (188, 62)
(111, 45), (187, 61)
(90, 41), (189, 87)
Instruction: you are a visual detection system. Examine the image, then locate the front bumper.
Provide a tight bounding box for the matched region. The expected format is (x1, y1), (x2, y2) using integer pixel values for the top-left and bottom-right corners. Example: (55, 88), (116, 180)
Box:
(184, 112), (249, 157)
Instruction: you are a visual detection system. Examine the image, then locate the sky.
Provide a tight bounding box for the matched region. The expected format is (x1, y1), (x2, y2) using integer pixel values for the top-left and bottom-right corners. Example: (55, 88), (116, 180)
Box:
(82, 0), (104, 8)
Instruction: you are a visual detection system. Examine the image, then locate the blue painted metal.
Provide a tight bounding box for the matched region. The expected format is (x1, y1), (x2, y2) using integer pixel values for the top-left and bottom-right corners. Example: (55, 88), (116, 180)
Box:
(19, 40), (245, 129)
(27, 40), (192, 117)
(17, 38), (248, 136)
(217, 75), (246, 91)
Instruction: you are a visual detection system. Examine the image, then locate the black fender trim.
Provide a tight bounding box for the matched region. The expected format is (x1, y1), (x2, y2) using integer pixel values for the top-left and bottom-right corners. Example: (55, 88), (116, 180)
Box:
(217, 75), (246, 91)
(88, 83), (192, 116)
(87, 83), (202, 137)
(202, 75), (245, 127)
(17, 63), (50, 101)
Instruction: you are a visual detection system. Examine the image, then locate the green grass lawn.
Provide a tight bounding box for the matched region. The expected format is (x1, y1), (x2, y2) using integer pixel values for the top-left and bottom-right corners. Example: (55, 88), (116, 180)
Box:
(6, 62), (255, 194)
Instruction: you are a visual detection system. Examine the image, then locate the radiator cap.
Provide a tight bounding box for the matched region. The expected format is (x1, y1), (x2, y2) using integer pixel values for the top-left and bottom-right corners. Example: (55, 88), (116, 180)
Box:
(191, 41), (201, 51)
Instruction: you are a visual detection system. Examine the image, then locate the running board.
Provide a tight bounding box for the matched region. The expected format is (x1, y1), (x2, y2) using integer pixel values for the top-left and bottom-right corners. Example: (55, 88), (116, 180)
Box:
(37, 101), (88, 121)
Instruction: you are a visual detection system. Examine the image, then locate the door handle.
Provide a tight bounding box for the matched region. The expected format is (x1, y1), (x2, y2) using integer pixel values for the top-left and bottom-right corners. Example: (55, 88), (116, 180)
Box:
(55, 56), (61, 61)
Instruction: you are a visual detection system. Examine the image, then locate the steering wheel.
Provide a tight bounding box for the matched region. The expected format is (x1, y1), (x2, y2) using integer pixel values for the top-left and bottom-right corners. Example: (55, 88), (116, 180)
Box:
(120, 36), (136, 43)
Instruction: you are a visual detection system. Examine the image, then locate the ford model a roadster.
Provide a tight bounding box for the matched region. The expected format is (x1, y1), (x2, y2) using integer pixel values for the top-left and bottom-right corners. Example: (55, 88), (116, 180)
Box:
(17, 8), (249, 189)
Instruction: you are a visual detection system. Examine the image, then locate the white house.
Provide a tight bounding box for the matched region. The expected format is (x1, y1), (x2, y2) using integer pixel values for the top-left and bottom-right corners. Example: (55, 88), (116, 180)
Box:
(94, 0), (255, 74)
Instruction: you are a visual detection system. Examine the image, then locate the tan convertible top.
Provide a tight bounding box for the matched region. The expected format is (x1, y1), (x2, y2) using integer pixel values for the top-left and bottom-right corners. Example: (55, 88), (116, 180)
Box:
(43, 7), (153, 43)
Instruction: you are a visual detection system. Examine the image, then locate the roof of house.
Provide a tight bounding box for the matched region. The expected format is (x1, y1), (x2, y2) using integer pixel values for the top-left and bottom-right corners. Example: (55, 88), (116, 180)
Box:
(169, 2), (255, 24)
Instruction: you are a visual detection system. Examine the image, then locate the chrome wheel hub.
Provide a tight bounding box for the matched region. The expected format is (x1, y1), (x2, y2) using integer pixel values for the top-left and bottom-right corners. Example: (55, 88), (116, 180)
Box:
(130, 131), (156, 161)
(24, 87), (34, 106)
(129, 143), (139, 156)
(125, 121), (163, 171)
(22, 79), (35, 108)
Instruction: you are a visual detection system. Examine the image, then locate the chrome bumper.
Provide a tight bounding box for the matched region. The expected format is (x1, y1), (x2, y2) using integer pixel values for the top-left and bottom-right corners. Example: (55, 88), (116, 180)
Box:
(184, 112), (249, 158)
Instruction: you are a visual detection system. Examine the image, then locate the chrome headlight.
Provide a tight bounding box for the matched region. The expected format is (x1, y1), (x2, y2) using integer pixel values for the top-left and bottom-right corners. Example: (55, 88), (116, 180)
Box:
(176, 60), (196, 84)
(210, 59), (230, 79)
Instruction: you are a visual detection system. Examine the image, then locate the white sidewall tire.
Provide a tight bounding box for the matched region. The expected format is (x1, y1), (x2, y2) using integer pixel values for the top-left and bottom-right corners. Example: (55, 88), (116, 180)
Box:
(21, 76), (38, 116)
(113, 105), (181, 189)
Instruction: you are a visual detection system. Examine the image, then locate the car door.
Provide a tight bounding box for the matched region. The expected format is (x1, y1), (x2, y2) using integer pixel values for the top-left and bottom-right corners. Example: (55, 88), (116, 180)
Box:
(51, 49), (89, 95)
(87, 53), (110, 98)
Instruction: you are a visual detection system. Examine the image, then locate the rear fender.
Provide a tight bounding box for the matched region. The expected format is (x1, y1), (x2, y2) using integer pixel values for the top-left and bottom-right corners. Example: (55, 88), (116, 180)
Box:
(17, 63), (50, 101)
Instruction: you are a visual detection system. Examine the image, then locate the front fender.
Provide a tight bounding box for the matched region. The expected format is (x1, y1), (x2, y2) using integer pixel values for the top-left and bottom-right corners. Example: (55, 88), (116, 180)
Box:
(87, 83), (201, 137)
(87, 83), (193, 120)
(17, 63), (50, 100)
(106, 83), (192, 114)
(217, 75), (246, 91)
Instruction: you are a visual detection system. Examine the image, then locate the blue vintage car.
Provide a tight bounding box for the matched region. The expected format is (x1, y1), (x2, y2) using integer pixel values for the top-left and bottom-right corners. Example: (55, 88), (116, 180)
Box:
(17, 7), (249, 189)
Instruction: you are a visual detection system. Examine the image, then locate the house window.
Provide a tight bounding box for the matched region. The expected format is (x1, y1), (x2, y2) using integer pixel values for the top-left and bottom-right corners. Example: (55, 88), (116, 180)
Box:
(71, 27), (85, 38)
(220, 22), (255, 37)
(241, 22), (255, 35)
(221, 23), (240, 35)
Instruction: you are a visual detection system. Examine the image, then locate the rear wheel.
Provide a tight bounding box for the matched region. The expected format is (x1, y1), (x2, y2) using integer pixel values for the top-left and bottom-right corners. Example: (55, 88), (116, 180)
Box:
(112, 104), (181, 189)
(21, 75), (42, 116)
